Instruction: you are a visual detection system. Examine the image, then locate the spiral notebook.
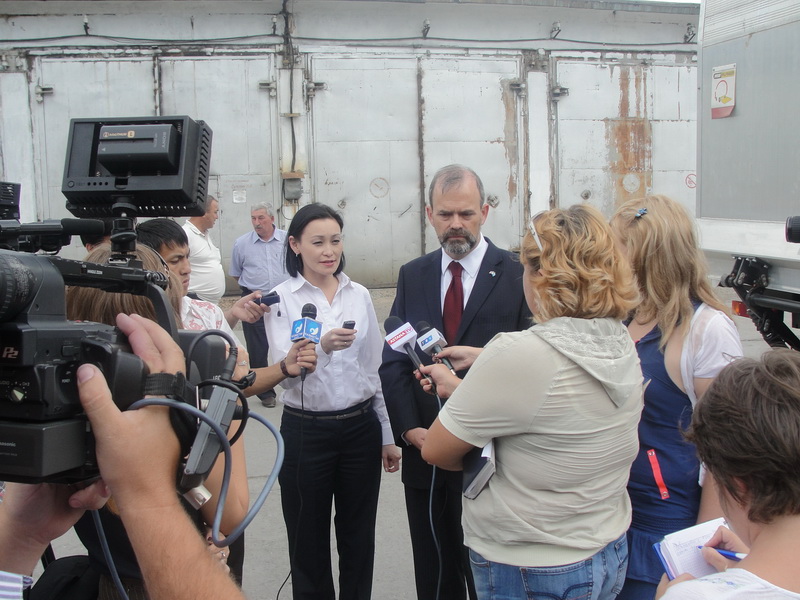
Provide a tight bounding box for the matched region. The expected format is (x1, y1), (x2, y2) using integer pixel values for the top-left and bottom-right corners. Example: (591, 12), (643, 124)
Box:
(653, 517), (727, 580)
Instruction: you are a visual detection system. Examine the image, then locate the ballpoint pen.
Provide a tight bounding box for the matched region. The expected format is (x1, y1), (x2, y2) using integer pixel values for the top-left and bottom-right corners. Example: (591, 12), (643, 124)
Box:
(697, 546), (747, 561)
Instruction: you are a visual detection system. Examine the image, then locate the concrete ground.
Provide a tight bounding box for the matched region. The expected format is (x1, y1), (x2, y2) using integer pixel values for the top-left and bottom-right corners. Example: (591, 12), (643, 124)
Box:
(43, 286), (770, 599)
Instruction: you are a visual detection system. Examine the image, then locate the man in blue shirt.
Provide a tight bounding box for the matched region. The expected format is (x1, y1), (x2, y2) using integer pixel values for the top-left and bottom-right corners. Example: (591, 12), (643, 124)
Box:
(230, 203), (290, 407)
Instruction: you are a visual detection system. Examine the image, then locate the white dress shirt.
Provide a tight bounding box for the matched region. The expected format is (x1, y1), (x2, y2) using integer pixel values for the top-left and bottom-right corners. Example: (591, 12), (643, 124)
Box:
(438, 234), (489, 310)
(263, 273), (393, 445)
(183, 220), (226, 304)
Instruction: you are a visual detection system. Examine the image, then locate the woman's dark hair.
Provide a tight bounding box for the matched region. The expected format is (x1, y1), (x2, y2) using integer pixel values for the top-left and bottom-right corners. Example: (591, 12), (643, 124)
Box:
(686, 349), (800, 524)
(285, 203), (346, 277)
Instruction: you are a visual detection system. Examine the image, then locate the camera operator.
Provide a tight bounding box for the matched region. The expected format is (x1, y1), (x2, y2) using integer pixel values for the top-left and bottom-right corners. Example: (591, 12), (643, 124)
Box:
(0, 314), (246, 600)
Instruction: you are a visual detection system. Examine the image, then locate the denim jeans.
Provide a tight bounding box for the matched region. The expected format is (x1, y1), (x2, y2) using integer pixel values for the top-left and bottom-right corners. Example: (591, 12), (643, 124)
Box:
(469, 533), (628, 600)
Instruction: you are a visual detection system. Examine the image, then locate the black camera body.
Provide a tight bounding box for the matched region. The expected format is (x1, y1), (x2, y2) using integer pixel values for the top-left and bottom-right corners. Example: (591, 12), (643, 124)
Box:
(0, 249), (227, 483)
(0, 115), (227, 484)
(0, 251), (145, 422)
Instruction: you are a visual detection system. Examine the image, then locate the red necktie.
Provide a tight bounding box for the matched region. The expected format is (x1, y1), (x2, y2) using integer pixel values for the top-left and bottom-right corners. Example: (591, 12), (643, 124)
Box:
(443, 261), (464, 345)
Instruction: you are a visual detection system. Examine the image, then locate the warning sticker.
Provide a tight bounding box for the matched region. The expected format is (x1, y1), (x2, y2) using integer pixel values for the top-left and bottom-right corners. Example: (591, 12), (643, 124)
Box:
(712, 63), (736, 119)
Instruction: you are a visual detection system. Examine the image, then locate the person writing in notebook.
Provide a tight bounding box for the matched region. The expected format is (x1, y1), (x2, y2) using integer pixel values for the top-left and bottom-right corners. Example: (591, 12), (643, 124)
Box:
(657, 349), (800, 599)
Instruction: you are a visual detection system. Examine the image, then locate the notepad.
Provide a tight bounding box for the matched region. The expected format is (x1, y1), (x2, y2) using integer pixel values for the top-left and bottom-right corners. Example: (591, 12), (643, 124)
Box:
(462, 440), (495, 499)
(653, 517), (727, 580)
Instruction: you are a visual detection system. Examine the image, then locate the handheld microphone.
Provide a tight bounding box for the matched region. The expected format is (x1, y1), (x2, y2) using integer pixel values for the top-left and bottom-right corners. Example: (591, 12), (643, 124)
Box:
(292, 303), (321, 380)
(384, 316), (435, 390)
(415, 321), (456, 374)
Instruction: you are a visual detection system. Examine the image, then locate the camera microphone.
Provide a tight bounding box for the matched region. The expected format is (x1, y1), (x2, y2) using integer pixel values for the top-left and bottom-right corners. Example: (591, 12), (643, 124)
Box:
(2, 218), (105, 237)
(59, 218), (106, 236)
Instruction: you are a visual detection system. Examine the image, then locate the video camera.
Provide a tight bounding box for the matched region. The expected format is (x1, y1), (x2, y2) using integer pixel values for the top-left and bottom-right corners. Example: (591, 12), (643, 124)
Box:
(0, 116), (231, 485)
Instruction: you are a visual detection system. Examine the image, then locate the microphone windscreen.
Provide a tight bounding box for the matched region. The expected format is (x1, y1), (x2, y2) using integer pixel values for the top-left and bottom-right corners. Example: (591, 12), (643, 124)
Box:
(59, 218), (106, 236)
(416, 321), (433, 335)
(301, 303), (317, 319)
(384, 315), (404, 334)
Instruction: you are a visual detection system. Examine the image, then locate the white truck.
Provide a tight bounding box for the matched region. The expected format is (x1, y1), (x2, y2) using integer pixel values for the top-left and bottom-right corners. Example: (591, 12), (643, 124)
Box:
(698, 0), (800, 349)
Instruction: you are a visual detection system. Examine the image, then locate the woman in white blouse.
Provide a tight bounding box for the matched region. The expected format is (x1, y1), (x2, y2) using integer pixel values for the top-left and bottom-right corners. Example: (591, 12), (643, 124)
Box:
(263, 203), (401, 600)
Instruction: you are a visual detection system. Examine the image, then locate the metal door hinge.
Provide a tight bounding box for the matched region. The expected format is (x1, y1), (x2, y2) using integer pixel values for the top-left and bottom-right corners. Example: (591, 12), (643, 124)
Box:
(509, 81), (527, 97)
(306, 81), (326, 97)
(35, 83), (54, 103)
(258, 80), (277, 97)
(550, 85), (569, 101)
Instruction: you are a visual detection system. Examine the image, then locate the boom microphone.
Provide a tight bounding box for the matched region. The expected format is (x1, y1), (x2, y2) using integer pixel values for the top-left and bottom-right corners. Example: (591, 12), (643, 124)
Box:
(415, 321), (456, 374)
(292, 303), (321, 380)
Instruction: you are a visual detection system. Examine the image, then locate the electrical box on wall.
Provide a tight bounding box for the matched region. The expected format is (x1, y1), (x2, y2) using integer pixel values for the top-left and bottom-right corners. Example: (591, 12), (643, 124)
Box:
(282, 172), (303, 201)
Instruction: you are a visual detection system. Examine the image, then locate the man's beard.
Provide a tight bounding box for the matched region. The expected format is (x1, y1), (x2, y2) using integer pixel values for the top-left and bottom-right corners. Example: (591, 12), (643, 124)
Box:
(440, 228), (477, 258)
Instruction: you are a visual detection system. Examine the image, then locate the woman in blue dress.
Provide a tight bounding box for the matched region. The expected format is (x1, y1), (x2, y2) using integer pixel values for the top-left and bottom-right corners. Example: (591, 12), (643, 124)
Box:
(610, 195), (743, 600)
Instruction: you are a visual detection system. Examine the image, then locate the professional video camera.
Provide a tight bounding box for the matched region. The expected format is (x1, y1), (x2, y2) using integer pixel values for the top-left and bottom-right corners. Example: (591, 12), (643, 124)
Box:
(0, 115), (232, 485)
(722, 216), (800, 351)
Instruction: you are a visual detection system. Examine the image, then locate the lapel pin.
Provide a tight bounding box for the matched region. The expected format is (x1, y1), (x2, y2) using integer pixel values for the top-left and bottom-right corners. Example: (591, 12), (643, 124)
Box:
(489, 271), (496, 277)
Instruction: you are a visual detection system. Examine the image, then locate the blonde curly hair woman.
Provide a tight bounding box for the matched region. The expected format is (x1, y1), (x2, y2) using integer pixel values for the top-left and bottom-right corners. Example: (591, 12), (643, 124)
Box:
(422, 204), (644, 600)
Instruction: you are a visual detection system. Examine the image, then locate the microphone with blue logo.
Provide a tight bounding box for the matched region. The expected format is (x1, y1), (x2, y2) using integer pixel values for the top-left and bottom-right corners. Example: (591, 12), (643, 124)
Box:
(384, 316), (438, 393)
(291, 303), (322, 381)
(415, 321), (457, 375)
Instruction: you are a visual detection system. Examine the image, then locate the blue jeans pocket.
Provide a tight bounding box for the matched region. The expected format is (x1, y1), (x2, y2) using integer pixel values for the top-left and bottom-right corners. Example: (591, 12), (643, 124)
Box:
(520, 560), (592, 600)
(610, 535), (629, 595)
(469, 548), (490, 568)
(468, 535), (627, 600)
(470, 548), (593, 600)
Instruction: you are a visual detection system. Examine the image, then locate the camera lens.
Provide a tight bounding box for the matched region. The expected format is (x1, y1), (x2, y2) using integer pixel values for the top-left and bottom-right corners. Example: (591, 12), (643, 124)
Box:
(0, 252), (37, 322)
(787, 217), (800, 244)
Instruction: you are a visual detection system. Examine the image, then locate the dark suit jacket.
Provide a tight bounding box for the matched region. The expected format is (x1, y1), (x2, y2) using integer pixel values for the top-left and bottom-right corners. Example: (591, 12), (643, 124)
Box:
(379, 239), (531, 489)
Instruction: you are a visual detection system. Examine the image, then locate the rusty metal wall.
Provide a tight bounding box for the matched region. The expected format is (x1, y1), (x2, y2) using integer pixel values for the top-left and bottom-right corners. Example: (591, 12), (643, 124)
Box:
(552, 55), (697, 218)
(0, 2), (699, 284)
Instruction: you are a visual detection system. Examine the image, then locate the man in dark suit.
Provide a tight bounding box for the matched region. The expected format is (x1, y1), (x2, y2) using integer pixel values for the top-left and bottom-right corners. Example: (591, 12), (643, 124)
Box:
(379, 164), (531, 600)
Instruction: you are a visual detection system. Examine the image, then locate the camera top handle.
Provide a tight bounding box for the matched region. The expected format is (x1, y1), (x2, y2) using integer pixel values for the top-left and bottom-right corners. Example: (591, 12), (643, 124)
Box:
(48, 254), (179, 339)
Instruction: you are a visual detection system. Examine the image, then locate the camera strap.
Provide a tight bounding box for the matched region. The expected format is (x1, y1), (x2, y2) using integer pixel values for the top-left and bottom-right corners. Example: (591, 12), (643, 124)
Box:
(141, 372), (199, 456)
(142, 371), (193, 403)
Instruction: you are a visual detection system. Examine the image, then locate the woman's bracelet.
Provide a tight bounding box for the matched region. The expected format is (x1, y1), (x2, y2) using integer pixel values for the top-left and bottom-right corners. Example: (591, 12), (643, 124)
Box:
(280, 358), (297, 378)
